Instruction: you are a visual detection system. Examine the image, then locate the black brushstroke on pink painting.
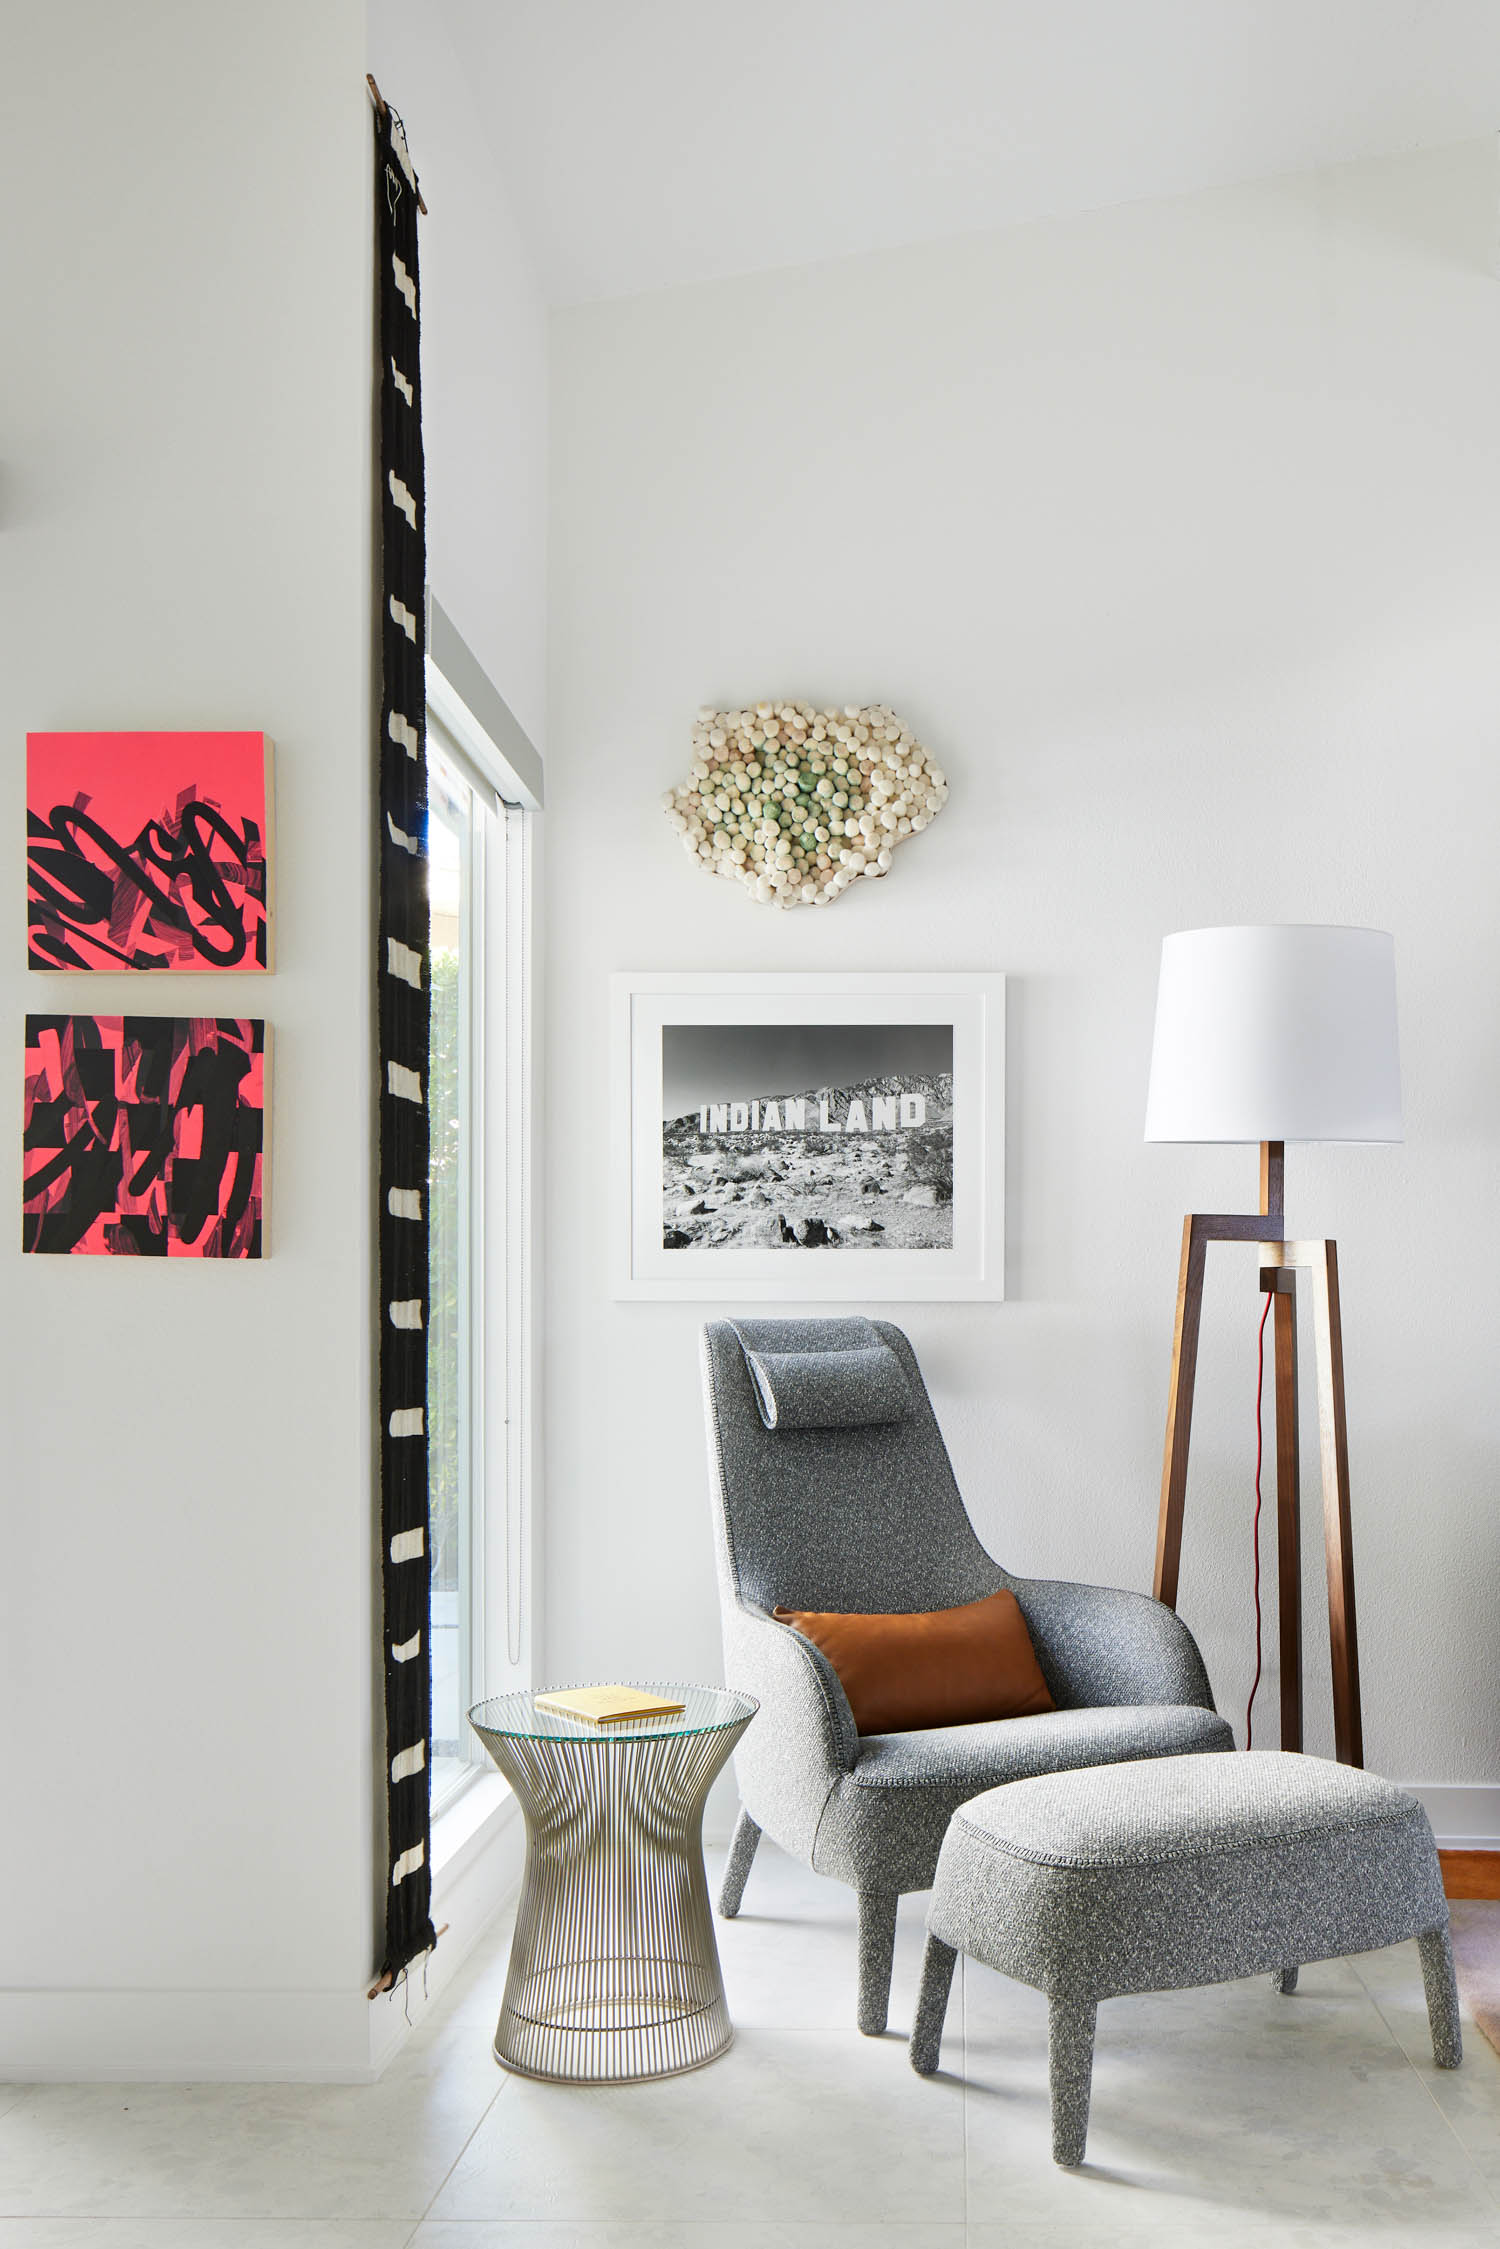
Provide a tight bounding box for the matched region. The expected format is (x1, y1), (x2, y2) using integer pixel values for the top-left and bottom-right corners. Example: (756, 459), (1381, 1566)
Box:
(23, 1015), (264, 1256)
(28, 797), (268, 971)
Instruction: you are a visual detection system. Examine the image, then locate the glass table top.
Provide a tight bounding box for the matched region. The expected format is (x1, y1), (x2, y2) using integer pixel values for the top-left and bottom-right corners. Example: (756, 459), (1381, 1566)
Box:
(469, 1683), (757, 1744)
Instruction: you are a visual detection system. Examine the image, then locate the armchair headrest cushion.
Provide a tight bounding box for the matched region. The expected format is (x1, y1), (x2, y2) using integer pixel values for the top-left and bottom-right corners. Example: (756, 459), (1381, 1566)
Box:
(730, 1316), (913, 1431)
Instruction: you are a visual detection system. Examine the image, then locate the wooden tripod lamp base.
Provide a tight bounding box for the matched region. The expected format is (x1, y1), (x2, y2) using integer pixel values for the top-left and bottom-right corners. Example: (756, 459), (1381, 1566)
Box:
(1151, 1141), (1362, 1766)
(1143, 924), (1402, 1774)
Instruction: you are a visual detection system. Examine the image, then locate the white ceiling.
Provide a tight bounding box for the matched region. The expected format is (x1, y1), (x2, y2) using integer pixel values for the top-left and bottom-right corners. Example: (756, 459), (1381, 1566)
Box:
(444, 0), (1500, 304)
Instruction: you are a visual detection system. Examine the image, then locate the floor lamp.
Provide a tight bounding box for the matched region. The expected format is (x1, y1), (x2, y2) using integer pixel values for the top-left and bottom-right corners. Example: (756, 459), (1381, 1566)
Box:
(1144, 925), (1402, 1768)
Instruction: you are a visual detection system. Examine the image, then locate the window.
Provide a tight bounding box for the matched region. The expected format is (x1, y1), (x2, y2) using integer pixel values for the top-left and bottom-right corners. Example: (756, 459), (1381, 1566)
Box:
(426, 741), (474, 1805)
(425, 702), (533, 1815)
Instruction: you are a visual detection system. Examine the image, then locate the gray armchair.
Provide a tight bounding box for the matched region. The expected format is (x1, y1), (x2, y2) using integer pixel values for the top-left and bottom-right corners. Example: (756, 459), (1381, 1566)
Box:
(702, 1316), (1234, 2034)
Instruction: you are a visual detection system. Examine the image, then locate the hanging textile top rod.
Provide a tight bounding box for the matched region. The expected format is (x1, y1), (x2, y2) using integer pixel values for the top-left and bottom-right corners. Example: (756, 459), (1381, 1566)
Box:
(366, 73), (428, 214)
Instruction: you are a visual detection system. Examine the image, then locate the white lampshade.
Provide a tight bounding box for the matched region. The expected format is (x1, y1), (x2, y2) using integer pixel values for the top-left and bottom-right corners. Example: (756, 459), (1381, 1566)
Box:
(1145, 925), (1402, 1144)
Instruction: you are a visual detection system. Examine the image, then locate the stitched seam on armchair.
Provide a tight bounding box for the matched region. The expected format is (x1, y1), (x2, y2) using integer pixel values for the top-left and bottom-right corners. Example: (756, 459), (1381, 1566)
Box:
(847, 1747), (1234, 1796)
(846, 1772), (995, 1796)
(741, 1598), (858, 1770)
(705, 1364), (755, 1618)
(810, 1774), (850, 1868)
(950, 1801), (1420, 1871)
(704, 1341), (857, 1774)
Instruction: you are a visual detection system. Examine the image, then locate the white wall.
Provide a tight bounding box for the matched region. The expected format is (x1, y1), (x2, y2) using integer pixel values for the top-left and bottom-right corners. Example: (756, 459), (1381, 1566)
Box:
(1, 1), (379, 2076)
(545, 144), (1500, 1816)
(2, 1), (550, 2080)
(366, 1), (549, 751)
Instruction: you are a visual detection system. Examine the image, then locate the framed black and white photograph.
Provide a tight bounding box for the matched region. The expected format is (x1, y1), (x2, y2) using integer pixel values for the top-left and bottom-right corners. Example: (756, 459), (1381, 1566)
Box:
(613, 972), (1005, 1301)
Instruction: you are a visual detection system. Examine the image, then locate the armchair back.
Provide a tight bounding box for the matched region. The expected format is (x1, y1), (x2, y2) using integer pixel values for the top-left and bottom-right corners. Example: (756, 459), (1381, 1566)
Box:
(702, 1317), (1005, 1617)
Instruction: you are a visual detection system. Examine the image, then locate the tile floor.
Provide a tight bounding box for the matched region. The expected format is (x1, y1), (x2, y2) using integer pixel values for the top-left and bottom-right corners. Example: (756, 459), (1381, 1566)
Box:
(0, 1839), (1496, 2247)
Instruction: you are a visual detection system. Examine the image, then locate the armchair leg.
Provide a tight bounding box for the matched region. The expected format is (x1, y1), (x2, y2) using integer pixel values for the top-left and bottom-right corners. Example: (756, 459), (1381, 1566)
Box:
(718, 1807), (762, 1919)
(1048, 1994), (1098, 2168)
(1419, 1925), (1463, 2069)
(857, 1888), (901, 2035)
(909, 1934), (958, 2074)
(1273, 1964), (1299, 1994)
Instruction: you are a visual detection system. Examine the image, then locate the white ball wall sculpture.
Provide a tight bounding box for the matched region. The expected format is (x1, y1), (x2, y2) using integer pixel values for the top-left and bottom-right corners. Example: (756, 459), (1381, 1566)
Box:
(662, 702), (947, 908)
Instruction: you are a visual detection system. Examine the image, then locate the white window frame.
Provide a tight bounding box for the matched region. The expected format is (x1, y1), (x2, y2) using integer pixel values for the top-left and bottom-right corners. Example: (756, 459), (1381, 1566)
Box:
(424, 736), (484, 1815)
(486, 798), (533, 1697)
(424, 606), (540, 1821)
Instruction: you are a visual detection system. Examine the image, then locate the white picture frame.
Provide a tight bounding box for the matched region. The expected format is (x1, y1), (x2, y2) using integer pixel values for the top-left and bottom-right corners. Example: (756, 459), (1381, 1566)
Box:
(612, 971), (1005, 1302)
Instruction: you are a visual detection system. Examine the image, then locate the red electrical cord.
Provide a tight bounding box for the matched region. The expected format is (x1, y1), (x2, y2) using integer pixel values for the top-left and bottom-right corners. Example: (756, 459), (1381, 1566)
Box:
(1245, 1290), (1272, 1749)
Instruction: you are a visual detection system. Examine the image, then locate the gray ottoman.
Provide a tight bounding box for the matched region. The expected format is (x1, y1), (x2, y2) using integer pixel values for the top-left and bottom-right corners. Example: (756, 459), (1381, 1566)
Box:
(909, 1751), (1460, 2166)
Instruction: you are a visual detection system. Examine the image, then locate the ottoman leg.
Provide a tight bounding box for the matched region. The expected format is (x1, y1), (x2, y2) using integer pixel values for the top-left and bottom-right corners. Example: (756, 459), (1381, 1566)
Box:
(1418, 1925), (1463, 2069)
(1048, 1995), (1098, 2168)
(857, 1889), (900, 2035)
(909, 1935), (958, 2075)
(718, 1807), (762, 1919)
(1273, 1965), (1299, 1994)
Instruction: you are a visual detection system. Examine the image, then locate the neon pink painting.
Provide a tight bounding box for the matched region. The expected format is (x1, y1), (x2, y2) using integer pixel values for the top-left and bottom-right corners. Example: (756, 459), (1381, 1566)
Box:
(27, 731), (272, 970)
(23, 1016), (267, 1257)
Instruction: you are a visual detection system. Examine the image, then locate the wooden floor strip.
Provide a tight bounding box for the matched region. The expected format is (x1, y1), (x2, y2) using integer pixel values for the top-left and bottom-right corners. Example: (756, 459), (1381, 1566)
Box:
(1440, 1849), (1500, 1900)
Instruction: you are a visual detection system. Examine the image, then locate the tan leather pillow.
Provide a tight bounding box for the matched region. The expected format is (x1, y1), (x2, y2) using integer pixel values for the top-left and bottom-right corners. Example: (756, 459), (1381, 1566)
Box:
(773, 1587), (1055, 1735)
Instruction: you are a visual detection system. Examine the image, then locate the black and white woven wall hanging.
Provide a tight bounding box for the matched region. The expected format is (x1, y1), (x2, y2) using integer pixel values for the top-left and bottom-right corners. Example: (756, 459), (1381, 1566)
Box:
(373, 91), (436, 1991)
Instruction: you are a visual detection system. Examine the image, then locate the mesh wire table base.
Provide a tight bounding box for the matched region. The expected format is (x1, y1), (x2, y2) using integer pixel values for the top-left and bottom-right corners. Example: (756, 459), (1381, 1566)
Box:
(470, 1685), (756, 2084)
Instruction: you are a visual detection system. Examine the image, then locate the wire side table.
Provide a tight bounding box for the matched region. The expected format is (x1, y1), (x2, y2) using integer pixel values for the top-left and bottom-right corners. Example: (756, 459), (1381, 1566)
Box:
(469, 1684), (756, 2084)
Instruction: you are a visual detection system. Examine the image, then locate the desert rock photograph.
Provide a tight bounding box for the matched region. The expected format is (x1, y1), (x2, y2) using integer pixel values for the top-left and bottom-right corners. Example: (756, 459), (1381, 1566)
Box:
(660, 1021), (954, 1252)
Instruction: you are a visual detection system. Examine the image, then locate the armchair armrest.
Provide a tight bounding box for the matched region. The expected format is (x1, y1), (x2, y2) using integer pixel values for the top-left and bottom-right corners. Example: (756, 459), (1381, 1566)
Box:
(1008, 1575), (1219, 1714)
(721, 1599), (859, 1859)
(724, 1600), (860, 1772)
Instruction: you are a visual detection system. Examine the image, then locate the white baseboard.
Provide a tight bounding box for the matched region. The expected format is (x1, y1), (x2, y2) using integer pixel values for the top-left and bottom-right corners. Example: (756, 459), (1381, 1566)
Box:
(1407, 1784), (1500, 1851)
(368, 1777), (525, 2072)
(1, 1787), (525, 2085)
(0, 1986), (390, 2084)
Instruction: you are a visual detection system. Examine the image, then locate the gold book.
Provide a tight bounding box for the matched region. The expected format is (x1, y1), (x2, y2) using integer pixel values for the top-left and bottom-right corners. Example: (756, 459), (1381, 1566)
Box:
(532, 1685), (687, 1727)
